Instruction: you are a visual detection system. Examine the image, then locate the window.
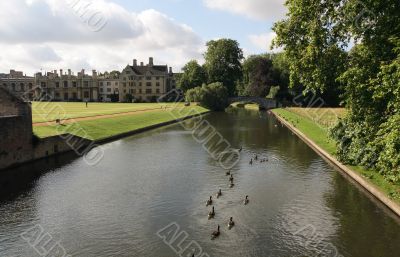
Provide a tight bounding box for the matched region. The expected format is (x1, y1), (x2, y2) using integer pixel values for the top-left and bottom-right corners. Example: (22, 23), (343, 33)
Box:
(55, 92), (60, 98)
(84, 91), (89, 98)
(139, 82), (142, 87)
(115, 82), (118, 86)
(100, 82), (103, 86)
(139, 89), (142, 94)
(156, 76), (160, 80)
(107, 88), (111, 93)
(156, 82), (160, 87)
(146, 89), (152, 94)
(133, 82), (136, 87)
(156, 89), (160, 94)
(56, 82), (60, 88)
(132, 89), (136, 94)
(100, 88), (103, 93)
(41, 82), (46, 88)
(64, 81), (68, 88)
(72, 81), (77, 87)
(146, 82), (152, 87)
(107, 82), (111, 86)
(20, 83), (25, 91)
(84, 81), (89, 87)
(146, 76), (151, 80)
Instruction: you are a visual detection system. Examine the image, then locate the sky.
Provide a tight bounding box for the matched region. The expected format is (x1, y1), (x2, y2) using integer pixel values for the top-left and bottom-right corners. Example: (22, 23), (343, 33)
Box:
(0, 0), (287, 75)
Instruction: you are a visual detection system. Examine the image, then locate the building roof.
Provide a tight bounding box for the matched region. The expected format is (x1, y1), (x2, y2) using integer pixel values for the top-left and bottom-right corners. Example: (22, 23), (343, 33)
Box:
(126, 65), (168, 76)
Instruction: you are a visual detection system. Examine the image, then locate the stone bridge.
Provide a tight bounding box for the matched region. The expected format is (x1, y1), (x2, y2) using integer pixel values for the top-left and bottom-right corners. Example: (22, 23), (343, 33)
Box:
(229, 97), (278, 110)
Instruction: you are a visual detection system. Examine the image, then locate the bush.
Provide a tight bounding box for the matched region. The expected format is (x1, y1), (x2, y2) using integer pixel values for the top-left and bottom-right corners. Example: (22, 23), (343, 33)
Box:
(185, 82), (229, 111)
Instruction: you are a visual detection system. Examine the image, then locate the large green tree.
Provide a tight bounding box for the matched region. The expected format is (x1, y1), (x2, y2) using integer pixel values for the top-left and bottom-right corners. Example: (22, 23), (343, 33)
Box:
(204, 39), (244, 96)
(177, 60), (207, 92)
(273, 0), (400, 182)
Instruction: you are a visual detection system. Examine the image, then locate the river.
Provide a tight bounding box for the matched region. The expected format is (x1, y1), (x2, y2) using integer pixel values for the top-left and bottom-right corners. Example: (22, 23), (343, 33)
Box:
(0, 109), (399, 257)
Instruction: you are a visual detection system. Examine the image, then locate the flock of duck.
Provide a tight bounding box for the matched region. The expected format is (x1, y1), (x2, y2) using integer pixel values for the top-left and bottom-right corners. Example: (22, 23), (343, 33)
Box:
(202, 146), (267, 242)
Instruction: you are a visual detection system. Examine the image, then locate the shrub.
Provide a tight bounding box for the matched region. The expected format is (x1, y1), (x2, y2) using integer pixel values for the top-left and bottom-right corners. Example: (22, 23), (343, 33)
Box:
(185, 82), (229, 111)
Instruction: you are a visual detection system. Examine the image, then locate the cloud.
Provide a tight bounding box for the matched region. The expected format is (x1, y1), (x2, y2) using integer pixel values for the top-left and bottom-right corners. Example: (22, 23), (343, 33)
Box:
(203, 0), (286, 21)
(0, 0), (203, 74)
(248, 32), (282, 53)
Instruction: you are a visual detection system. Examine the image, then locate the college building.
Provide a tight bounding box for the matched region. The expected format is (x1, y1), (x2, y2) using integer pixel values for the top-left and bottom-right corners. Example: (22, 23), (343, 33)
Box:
(0, 57), (177, 103)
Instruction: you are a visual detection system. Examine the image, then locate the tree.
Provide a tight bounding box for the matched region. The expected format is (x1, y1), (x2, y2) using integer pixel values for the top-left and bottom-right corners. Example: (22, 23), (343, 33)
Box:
(241, 55), (276, 97)
(177, 60), (207, 92)
(272, 0), (347, 106)
(185, 82), (229, 111)
(204, 39), (244, 96)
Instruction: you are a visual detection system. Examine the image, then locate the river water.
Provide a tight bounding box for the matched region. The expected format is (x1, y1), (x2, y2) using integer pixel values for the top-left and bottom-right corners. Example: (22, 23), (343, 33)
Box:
(0, 109), (399, 257)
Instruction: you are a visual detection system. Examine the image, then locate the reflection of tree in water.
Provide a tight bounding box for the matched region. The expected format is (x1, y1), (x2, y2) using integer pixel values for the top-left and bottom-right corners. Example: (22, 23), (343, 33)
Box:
(324, 172), (400, 257)
(206, 109), (322, 170)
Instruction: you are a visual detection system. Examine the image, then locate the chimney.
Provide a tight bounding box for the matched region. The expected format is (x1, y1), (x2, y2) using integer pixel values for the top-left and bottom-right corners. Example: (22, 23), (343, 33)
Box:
(149, 57), (154, 67)
(68, 69), (71, 76)
(140, 62), (144, 66)
(60, 69), (63, 76)
(133, 59), (137, 66)
(54, 70), (57, 75)
(169, 67), (173, 74)
(92, 70), (97, 78)
(81, 69), (85, 75)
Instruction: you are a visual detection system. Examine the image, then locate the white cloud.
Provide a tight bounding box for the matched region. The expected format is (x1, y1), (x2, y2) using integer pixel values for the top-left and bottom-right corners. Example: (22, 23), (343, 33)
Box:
(248, 32), (282, 53)
(203, 0), (286, 21)
(0, 0), (203, 74)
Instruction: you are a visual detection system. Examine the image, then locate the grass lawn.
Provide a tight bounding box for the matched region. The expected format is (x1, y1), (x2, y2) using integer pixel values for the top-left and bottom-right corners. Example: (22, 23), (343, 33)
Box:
(32, 102), (188, 123)
(272, 108), (400, 203)
(33, 104), (209, 140)
(230, 102), (260, 110)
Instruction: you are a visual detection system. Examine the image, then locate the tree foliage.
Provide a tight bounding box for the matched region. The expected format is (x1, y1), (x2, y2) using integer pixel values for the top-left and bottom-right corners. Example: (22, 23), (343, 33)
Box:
(185, 82), (229, 111)
(241, 55), (276, 97)
(204, 39), (244, 96)
(177, 60), (207, 92)
(273, 0), (400, 182)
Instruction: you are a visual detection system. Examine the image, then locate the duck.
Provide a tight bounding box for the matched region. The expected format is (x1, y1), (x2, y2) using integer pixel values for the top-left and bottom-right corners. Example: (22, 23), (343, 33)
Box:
(206, 196), (213, 206)
(229, 182), (235, 188)
(244, 195), (249, 205)
(255, 154), (258, 161)
(228, 217), (235, 229)
(229, 174), (234, 182)
(239, 146), (243, 152)
(249, 159), (253, 165)
(216, 189), (222, 198)
(211, 225), (220, 240)
(225, 170), (231, 176)
(208, 206), (215, 219)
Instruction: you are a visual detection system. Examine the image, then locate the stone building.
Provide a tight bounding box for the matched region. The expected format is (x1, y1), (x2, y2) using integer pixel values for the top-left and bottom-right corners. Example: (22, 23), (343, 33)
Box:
(0, 70), (36, 101)
(34, 69), (99, 102)
(98, 73), (120, 102)
(0, 87), (33, 169)
(120, 57), (176, 102)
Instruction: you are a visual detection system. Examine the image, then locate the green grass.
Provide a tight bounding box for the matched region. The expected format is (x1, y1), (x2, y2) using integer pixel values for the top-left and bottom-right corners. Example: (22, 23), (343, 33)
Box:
(273, 108), (400, 204)
(33, 105), (209, 140)
(230, 102), (260, 110)
(32, 102), (187, 123)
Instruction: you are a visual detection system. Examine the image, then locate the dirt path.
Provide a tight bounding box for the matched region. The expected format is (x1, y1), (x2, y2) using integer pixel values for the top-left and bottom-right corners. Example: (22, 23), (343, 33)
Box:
(33, 107), (171, 127)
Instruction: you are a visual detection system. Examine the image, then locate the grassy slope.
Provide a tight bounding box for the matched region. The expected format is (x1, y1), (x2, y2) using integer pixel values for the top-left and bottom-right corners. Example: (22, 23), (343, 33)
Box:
(33, 106), (208, 140)
(32, 102), (186, 123)
(272, 108), (400, 203)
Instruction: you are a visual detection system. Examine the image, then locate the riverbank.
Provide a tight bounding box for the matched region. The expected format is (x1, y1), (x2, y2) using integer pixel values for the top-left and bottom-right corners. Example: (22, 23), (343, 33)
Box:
(272, 108), (400, 216)
(34, 105), (209, 140)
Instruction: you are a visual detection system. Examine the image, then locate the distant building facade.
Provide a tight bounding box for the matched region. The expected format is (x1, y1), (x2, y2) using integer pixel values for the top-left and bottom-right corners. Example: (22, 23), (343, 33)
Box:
(120, 57), (176, 102)
(34, 69), (99, 102)
(0, 70), (35, 101)
(0, 57), (177, 103)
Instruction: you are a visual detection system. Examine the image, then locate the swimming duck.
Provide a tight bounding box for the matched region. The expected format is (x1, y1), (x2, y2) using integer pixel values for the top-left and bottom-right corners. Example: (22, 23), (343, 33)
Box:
(208, 206), (215, 219)
(244, 195), (249, 205)
(229, 174), (234, 182)
(211, 225), (220, 240)
(206, 196), (213, 206)
(255, 154), (258, 161)
(228, 217), (235, 229)
(225, 170), (231, 176)
(229, 182), (235, 188)
(249, 159), (253, 165)
(239, 146), (243, 152)
(216, 189), (222, 198)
